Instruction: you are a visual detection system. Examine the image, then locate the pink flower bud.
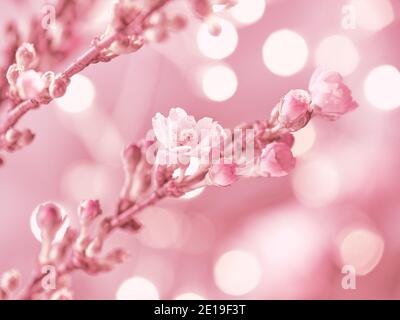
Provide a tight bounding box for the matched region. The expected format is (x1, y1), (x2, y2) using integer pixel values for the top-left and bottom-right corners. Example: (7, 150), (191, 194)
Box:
(109, 36), (144, 55)
(209, 163), (238, 186)
(16, 70), (45, 99)
(6, 64), (20, 86)
(112, 0), (141, 31)
(41, 71), (55, 88)
(259, 142), (296, 177)
(49, 76), (70, 99)
(0, 288), (6, 300)
(15, 42), (36, 69)
(191, 0), (212, 17)
(148, 12), (167, 27)
(78, 200), (102, 225)
(309, 68), (358, 120)
(278, 89), (312, 131)
(207, 20), (222, 36)
(50, 288), (73, 300)
(17, 129), (35, 148)
(168, 14), (187, 31)
(123, 144), (142, 173)
(105, 248), (129, 265)
(36, 203), (63, 241)
(278, 133), (295, 148)
(5, 128), (21, 144)
(143, 27), (168, 43)
(0, 269), (21, 292)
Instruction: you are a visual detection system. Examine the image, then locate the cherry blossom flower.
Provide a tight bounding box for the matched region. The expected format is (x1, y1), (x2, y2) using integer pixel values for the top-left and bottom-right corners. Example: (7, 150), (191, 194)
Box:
(309, 68), (358, 120)
(208, 163), (238, 186)
(278, 89), (312, 131)
(152, 107), (225, 166)
(258, 142), (296, 177)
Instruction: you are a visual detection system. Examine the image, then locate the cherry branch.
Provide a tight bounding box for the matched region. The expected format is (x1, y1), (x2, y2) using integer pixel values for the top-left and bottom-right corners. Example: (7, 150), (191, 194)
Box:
(0, 65), (357, 299)
(0, 0), (237, 163)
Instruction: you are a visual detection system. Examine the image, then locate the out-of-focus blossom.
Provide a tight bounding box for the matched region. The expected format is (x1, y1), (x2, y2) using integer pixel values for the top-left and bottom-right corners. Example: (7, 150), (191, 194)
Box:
(278, 89), (312, 131)
(78, 200), (102, 226)
(309, 68), (358, 120)
(15, 42), (36, 70)
(50, 288), (73, 300)
(208, 163), (238, 186)
(122, 143), (142, 174)
(0, 270), (21, 293)
(277, 132), (295, 148)
(152, 108), (225, 166)
(258, 142), (296, 177)
(16, 70), (45, 99)
(49, 75), (70, 99)
(6, 64), (20, 87)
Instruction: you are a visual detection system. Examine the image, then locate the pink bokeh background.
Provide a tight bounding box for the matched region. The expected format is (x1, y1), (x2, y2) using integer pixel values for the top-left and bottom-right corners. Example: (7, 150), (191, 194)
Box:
(1, 0), (400, 299)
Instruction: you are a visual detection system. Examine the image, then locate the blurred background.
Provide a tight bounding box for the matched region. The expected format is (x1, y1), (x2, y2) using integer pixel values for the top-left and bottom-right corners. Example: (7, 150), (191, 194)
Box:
(0, 0), (400, 299)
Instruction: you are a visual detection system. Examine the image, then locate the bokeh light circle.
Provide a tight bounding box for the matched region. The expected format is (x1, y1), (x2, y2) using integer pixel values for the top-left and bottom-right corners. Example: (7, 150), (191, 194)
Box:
(364, 65), (400, 110)
(214, 250), (261, 296)
(315, 35), (359, 76)
(56, 74), (95, 113)
(197, 18), (238, 60)
(292, 156), (340, 207)
(202, 65), (238, 102)
(61, 162), (109, 202)
(339, 228), (384, 276)
(137, 207), (183, 249)
(231, 0), (266, 25)
(262, 29), (308, 76)
(350, 0), (394, 32)
(116, 277), (159, 300)
(292, 123), (316, 157)
(175, 292), (205, 300)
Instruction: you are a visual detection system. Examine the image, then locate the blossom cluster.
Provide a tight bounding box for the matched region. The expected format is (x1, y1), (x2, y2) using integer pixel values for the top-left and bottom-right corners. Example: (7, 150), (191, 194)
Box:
(0, 0), (358, 300)
(150, 68), (357, 186)
(0, 66), (357, 299)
